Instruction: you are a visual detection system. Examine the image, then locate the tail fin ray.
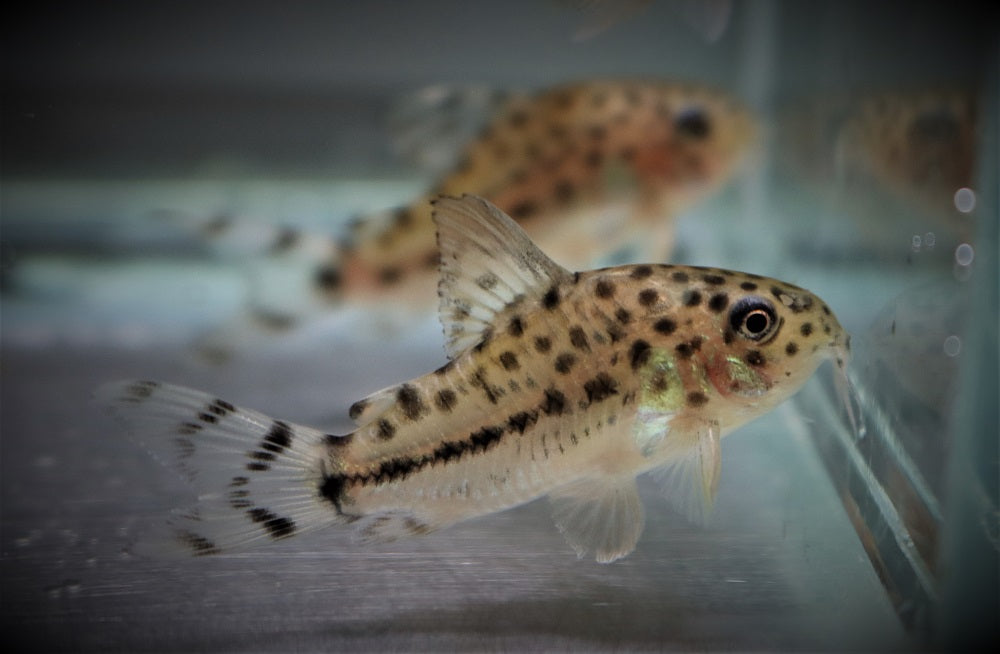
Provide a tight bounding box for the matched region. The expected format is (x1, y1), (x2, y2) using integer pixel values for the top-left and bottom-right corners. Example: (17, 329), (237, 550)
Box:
(97, 380), (342, 556)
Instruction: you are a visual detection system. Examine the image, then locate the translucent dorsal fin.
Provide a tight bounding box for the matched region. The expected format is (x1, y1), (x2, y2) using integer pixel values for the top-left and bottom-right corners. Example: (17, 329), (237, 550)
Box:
(431, 195), (573, 358)
(387, 84), (519, 174)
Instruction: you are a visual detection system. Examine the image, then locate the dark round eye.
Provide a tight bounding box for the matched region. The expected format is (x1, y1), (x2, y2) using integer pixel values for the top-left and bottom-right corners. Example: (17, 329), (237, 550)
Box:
(729, 297), (778, 341)
(675, 107), (711, 139)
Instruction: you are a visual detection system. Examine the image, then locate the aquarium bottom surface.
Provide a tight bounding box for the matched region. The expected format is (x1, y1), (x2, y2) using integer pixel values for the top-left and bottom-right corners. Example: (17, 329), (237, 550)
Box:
(0, 342), (909, 652)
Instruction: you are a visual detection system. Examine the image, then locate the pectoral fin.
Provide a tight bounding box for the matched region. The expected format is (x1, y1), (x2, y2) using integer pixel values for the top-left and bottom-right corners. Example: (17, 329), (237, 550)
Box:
(653, 419), (721, 525)
(548, 475), (645, 563)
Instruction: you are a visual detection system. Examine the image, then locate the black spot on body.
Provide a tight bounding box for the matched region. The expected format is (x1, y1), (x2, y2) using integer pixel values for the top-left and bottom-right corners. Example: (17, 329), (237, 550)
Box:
(534, 336), (552, 353)
(687, 391), (709, 407)
(541, 388), (567, 416)
(745, 350), (765, 367)
(595, 279), (616, 299)
(435, 389), (458, 412)
(801, 323), (814, 337)
(509, 110), (529, 128)
(379, 267), (403, 285)
(507, 315), (525, 337)
(377, 419), (396, 440)
(654, 318), (677, 334)
(639, 289), (659, 307)
(631, 265), (653, 279)
(569, 326), (590, 351)
(675, 342), (695, 359)
(740, 281), (758, 291)
(785, 342), (799, 356)
(510, 201), (538, 220)
(554, 180), (575, 203)
(554, 353), (577, 374)
(708, 293), (729, 313)
(702, 274), (725, 285)
(393, 207), (414, 229)
(607, 323), (626, 343)
(542, 286), (561, 309)
(615, 307), (632, 324)
(396, 385), (428, 421)
(585, 149), (604, 168)
(247, 462), (269, 472)
(324, 433), (353, 449)
(630, 339), (652, 370)
(499, 351), (520, 371)
(682, 290), (702, 307)
(671, 271), (689, 283)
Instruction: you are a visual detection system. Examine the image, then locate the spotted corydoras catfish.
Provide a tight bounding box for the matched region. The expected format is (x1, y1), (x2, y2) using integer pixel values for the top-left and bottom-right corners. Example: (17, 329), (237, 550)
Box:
(100, 195), (848, 563)
(203, 80), (754, 321)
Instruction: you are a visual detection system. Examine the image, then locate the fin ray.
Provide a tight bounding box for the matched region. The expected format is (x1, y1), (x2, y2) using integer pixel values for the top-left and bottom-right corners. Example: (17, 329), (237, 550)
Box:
(651, 418), (721, 525)
(432, 194), (573, 358)
(96, 380), (341, 557)
(548, 475), (645, 563)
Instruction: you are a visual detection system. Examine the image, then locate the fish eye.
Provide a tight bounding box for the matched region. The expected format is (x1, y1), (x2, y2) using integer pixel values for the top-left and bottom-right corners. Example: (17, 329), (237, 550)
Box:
(675, 107), (711, 139)
(729, 297), (778, 341)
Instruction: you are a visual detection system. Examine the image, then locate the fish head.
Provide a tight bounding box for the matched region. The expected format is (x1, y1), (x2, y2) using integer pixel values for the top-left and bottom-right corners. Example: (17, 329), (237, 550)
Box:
(632, 268), (850, 426)
(655, 85), (757, 187)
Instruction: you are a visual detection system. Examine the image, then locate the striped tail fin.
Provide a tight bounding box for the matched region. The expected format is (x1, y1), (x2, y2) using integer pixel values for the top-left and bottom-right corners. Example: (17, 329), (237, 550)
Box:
(97, 380), (349, 556)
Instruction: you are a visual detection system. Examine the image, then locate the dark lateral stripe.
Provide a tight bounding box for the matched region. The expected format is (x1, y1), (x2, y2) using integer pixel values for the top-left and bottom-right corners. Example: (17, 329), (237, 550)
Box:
(320, 391), (572, 511)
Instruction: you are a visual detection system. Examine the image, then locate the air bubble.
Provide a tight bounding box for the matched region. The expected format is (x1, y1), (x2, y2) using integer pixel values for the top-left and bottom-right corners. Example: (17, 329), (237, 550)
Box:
(944, 335), (962, 357)
(953, 187), (976, 213)
(955, 243), (975, 266)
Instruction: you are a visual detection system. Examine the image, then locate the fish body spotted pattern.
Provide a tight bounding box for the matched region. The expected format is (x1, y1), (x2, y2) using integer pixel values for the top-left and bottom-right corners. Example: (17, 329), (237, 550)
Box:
(210, 80), (754, 315)
(102, 195), (848, 563)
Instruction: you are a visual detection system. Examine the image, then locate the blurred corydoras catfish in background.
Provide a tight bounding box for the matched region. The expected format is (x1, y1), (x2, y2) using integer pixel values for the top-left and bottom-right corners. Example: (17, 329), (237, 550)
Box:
(183, 79), (756, 356)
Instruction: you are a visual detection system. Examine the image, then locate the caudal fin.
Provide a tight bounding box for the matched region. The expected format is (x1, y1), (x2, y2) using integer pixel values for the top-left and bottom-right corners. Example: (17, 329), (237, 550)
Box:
(97, 380), (347, 556)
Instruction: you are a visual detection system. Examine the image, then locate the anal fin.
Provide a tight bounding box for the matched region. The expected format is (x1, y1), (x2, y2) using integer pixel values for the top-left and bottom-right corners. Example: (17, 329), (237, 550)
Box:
(548, 475), (644, 563)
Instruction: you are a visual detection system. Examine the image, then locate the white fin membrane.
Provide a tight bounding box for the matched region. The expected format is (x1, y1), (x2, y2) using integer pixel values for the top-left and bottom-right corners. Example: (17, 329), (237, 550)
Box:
(549, 475), (645, 563)
(96, 380), (342, 557)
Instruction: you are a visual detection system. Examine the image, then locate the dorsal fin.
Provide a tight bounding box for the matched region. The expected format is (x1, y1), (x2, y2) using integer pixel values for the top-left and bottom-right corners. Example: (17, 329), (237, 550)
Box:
(431, 195), (573, 358)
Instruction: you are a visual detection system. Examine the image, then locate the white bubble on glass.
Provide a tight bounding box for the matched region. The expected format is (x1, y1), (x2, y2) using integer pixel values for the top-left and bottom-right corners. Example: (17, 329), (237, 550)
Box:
(943, 335), (962, 357)
(953, 187), (976, 213)
(955, 243), (975, 266)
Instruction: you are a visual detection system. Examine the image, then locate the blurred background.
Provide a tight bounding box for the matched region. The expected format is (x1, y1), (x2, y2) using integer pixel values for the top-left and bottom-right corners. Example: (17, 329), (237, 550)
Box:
(2, 1), (996, 651)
